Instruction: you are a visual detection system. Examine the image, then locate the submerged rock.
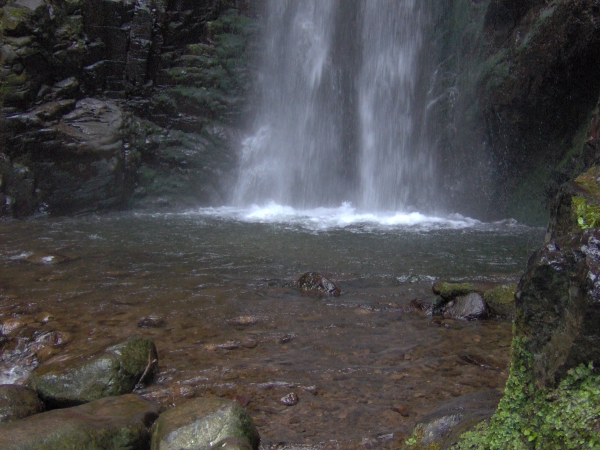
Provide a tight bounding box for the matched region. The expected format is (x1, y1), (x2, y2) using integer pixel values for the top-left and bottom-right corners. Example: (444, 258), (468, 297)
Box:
(0, 385), (43, 423)
(296, 272), (341, 296)
(29, 336), (158, 408)
(406, 390), (502, 449)
(0, 394), (159, 450)
(151, 397), (260, 450)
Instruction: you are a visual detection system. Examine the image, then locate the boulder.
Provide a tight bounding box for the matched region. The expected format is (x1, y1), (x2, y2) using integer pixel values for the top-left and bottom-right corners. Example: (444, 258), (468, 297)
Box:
(484, 284), (517, 319)
(0, 394), (159, 450)
(151, 398), (260, 450)
(0, 385), (43, 423)
(432, 281), (477, 300)
(29, 336), (158, 408)
(405, 390), (502, 449)
(515, 229), (600, 388)
(443, 292), (488, 321)
(296, 272), (341, 296)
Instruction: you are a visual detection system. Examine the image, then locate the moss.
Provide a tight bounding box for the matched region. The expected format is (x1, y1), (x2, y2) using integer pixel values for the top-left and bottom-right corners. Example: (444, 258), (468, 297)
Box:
(455, 337), (600, 449)
(572, 196), (600, 229)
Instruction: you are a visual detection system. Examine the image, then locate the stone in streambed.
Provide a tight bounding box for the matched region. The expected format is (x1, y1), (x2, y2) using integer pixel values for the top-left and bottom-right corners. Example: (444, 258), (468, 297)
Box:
(29, 336), (158, 408)
(406, 390), (502, 449)
(443, 292), (488, 321)
(296, 272), (341, 296)
(0, 385), (43, 423)
(484, 283), (517, 319)
(151, 397), (260, 450)
(432, 281), (477, 300)
(0, 394), (159, 450)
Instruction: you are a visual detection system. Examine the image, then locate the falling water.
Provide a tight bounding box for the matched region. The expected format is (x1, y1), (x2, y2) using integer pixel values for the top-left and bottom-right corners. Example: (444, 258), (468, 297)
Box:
(233, 0), (435, 212)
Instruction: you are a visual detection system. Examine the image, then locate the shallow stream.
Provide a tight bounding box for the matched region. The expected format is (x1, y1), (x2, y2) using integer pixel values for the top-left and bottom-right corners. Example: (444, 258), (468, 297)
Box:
(0, 207), (544, 448)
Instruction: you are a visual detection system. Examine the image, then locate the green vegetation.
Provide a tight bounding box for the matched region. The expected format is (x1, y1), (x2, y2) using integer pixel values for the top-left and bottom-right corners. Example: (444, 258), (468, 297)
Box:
(455, 337), (600, 449)
(573, 196), (600, 229)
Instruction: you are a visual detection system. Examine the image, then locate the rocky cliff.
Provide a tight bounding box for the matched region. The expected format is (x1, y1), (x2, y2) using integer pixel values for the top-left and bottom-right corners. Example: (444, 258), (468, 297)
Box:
(0, 0), (258, 217)
(427, 0), (600, 223)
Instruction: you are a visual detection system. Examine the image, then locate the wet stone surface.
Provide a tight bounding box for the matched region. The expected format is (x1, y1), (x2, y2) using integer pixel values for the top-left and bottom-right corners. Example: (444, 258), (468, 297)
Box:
(0, 213), (543, 449)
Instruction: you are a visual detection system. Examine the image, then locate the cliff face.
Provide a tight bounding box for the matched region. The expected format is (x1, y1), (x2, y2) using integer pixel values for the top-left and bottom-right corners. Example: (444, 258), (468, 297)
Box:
(0, 0), (258, 217)
(428, 0), (600, 222)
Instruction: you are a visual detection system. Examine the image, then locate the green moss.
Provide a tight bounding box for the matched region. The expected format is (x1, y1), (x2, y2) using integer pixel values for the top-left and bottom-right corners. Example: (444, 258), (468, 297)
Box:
(572, 196), (600, 229)
(456, 337), (600, 449)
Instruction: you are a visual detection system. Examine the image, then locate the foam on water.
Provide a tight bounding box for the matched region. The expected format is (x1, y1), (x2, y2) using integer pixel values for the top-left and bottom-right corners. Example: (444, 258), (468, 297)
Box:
(184, 201), (484, 231)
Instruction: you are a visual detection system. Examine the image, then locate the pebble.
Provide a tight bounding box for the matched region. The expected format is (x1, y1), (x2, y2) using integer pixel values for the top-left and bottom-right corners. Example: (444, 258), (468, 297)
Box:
(137, 315), (167, 328)
(392, 404), (409, 416)
(25, 254), (70, 265)
(35, 312), (55, 324)
(280, 393), (299, 406)
(2, 318), (25, 335)
(228, 316), (258, 326)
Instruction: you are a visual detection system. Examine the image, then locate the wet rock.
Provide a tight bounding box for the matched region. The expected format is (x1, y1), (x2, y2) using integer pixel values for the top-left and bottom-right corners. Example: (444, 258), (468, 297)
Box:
(484, 284), (517, 319)
(546, 166), (600, 243)
(34, 312), (54, 324)
(443, 292), (488, 321)
(228, 316), (258, 326)
(432, 281), (477, 300)
(296, 272), (341, 296)
(392, 404), (409, 417)
(150, 397), (260, 450)
(138, 315), (167, 328)
(515, 229), (600, 387)
(0, 394), (159, 450)
(24, 253), (70, 265)
(409, 298), (431, 315)
(406, 390), (502, 449)
(279, 393), (298, 406)
(29, 335), (158, 408)
(1, 318), (25, 335)
(211, 437), (253, 450)
(0, 385), (43, 423)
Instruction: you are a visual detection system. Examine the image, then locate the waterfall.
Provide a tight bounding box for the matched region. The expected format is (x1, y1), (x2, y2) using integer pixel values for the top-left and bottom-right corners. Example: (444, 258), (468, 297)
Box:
(233, 0), (435, 213)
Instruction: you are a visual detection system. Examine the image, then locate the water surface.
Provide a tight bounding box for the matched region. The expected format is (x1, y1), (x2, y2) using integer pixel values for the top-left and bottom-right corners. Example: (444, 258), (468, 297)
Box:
(0, 208), (543, 448)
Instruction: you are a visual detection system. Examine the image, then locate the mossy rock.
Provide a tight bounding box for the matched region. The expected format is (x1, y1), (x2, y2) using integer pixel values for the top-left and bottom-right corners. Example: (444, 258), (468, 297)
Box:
(456, 230), (600, 449)
(483, 284), (517, 319)
(151, 398), (260, 450)
(0, 385), (43, 423)
(432, 282), (477, 300)
(0, 394), (159, 450)
(29, 336), (158, 408)
(546, 165), (600, 242)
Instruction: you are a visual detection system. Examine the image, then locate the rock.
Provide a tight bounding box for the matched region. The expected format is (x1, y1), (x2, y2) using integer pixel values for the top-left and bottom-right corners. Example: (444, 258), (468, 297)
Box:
(0, 385), (43, 423)
(515, 229), (600, 388)
(546, 166), (600, 242)
(0, 394), (159, 450)
(484, 284), (517, 319)
(151, 397), (260, 450)
(279, 393), (298, 406)
(432, 281), (477, 300)
(296, 272), (341, 296)
(138, 315), (167, 328)
(443, 292), (489, 321)
(29, 336), (158, 408)
(1, 318), (25, 335)
(24, 253), (70, 265)
(406, 390), (502, 449)
(211, 437), (253, 450)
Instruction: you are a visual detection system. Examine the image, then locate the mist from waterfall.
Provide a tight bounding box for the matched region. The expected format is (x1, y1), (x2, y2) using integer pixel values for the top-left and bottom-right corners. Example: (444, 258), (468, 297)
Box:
(233, 0), (435, 213)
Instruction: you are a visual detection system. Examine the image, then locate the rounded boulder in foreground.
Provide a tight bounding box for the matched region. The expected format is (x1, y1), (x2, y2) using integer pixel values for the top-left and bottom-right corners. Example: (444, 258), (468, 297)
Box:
(151, 398), (260, 450)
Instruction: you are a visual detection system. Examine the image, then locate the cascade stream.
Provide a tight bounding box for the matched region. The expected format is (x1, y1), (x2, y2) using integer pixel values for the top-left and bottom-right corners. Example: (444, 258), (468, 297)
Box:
(233, 0), (435, 212)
